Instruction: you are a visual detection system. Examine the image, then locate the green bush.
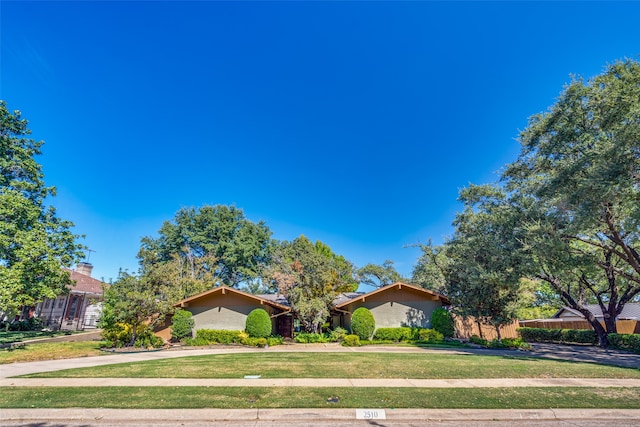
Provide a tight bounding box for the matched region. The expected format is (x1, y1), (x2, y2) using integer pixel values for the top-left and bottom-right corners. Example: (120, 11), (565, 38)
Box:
(417, 328), (444, 343)
(351, 307), (375, 340)
(328, 327), (348, 342)
(171, 309), (194, 341)
(294, 332), (328, 343)
(188, 329), (246, 345)
(469, 335), (488, 346)
(373, 327), (414, 342)
(608, 333), (640, 354)
(342, 334), (360, 347)
(266, 335), (284, 346)
(500, 337), (531, 349)
(518, 327), (597, 345)
(244, 337), (268, 347)
(431, 307), (455, 338)
(245, 308), (272, 338)
(102, 323), (163, 348)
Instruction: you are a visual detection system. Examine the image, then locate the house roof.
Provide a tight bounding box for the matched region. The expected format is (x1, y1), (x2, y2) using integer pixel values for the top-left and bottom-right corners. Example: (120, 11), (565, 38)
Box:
(334, 282), (450, 309)
(175, 285), (291, 312)
(553, 304), (640, 320)
(66, 269), (104, 295)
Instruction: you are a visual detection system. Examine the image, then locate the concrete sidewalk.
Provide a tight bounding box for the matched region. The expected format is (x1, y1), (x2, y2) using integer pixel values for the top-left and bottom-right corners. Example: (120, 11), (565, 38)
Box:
(3, 408), (640, 425)
(2, 376), (640, 388)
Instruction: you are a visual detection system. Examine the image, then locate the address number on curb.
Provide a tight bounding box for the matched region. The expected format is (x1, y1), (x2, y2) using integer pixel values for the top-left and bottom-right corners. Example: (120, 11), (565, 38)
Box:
(356, 409), (387, 420)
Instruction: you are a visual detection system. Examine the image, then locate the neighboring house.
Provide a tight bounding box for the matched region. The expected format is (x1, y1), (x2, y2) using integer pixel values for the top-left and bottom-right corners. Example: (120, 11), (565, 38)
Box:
(332, 282), (451, 330)
(171, 286), (293, 338)
(552, 304), (640, 321)
(34, 262), (105, 330)
(519, 303), (640, 334)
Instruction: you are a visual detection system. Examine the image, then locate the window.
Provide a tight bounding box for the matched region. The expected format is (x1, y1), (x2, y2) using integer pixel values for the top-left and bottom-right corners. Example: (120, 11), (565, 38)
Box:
(44, 299), (50, 309)
(58, 298), (64, 308)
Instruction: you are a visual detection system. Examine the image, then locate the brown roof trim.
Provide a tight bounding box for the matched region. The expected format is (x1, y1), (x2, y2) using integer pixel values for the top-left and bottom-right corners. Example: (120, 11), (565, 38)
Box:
(334, 282), (450, 308)
(175, 285), (291, 312)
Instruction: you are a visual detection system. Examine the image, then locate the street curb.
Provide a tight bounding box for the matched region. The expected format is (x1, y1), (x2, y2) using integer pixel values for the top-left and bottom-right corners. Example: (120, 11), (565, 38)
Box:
(2, 408), (640, 423)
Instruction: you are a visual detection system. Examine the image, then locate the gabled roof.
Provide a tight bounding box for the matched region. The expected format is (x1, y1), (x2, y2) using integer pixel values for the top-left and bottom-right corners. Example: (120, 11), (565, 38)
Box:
(553, 304), (640, 320)
(175, 285), (291, 312)
(334, 282), (450, 309)
(66, 269), (104, 295)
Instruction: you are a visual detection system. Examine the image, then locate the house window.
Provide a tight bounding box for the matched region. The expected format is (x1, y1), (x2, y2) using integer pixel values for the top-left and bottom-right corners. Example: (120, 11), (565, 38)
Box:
(44, 299), (50, 309)
(58, 298), (65, 308)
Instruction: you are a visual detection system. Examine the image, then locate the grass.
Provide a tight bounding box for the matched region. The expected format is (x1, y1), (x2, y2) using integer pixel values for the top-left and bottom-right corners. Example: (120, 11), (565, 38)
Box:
(1, 387), (638, 409)
(21, 352), (640, 379)
(0, 341), (107, 364)
(0, 330), (75, 345)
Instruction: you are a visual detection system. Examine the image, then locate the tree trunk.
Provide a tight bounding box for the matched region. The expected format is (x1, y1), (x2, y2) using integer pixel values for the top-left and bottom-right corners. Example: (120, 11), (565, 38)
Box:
(477, 319), (483, 339)
(495, 324), (502, 341)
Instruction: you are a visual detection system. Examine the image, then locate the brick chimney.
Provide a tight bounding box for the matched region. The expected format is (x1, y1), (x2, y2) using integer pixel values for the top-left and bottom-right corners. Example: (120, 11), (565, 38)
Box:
(76, 262), (94, 277)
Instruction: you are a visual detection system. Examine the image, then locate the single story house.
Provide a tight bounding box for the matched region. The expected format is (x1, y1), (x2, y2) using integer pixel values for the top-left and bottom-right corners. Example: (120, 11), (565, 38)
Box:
(171, 286), (293, 338)
(519, 303), (640, 334)
(332, 282), (451, 330)
(552, 304), (640, 321)
(34, 262), (105, 330)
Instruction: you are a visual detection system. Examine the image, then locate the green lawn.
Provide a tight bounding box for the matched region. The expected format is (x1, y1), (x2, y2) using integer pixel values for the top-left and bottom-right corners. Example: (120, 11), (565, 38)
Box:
(2, 387), (638, 409)
(21, 352), (640, 379)
(0, 330), (73, 345)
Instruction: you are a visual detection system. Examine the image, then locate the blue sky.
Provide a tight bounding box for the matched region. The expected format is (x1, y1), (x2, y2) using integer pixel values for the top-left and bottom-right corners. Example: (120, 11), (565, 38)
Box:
(1, 1), (639, 284)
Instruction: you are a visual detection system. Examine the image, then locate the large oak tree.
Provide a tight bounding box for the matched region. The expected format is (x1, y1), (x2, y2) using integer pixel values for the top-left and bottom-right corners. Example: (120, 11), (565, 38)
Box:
(0, 101), (84, 318)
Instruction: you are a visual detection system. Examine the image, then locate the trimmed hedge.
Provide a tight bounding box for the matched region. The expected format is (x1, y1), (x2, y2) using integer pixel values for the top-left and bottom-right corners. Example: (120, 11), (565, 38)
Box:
(294, 332), (328, 343)
(517, 327), (597, 345)
(171, 309), (194, 341)
(373, 327), (415, 342)
(351, 307), (375, 340)
(417, 328), (444, 343)
(188, 329), (247, 345)
(246, 308), (272, 338)
(431, 307), (455, 338)
(608, 333), (640, 354)
(342, 334), (360, 347)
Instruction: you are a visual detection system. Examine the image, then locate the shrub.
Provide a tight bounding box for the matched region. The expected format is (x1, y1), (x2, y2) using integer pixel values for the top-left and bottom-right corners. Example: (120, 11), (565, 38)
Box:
(245, 308), (272, 338)
(328, 327), (348, 342)
(351, 307), (375, 340)
(500, 337), (531, 349)
(431, 307), (455, 338)
(469, 335), (488, 346)
(373, 327), (414, 342)
(294, 332), (328, 343)
(134, 330), (164, 349)
(518, 327), (597, 345)
(608, 333), (640, 354)
(266, 335), (284, 346)
(102, 323), (163, 348)
(244, 337), (268, 347)
(342, 334), (360, 347)
(189, 329), (245, 345)
(418, 328), (444, 343)
(171, 309), (194, 341)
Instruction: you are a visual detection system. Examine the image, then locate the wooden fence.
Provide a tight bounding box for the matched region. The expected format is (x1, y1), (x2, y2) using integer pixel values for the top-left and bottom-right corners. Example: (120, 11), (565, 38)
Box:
(519, 319), (640, 335)
(453, 316), (520, 340)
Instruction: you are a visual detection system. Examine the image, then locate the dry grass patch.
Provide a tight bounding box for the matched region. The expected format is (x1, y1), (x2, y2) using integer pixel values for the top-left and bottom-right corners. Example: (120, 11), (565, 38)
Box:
(0, 341), (107, 364)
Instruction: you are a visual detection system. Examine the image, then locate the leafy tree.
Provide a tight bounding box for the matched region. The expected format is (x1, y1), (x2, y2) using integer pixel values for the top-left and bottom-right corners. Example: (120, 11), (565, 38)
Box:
(411, 242), (450, 294)
(270, 235), (357, 333)
(99, 271), (172, 347)
(139, 205), (273, 289)
(502, 59), (640, 346)
(0, 101), (84, 317)
(356, 260), (404, 288)
(351, 307), (375, 340)
(442, 185), (530, 340)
